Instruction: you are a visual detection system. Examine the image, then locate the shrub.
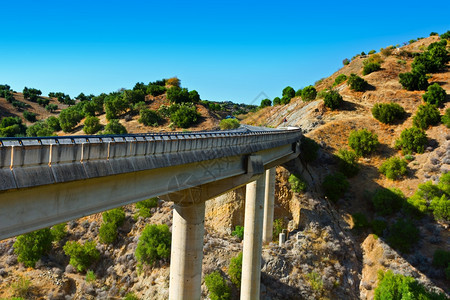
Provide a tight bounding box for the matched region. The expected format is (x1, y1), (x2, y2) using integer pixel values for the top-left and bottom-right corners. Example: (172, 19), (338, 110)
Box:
(333, 74), (347, 86)
(50, 223), (67, 242)
(135, 198), (158, 219)
(307, 271), (324, 293)
(85, 270), (96, 283)
(395, 127), (427, 154)
(300, 136), (319, 162)
(374, 270), (446, 299)
(348, 129), (379, 157)
(323, 90), (343, 110)
(280, 95), (291, 105)
(441, 30), (450, 40)
(59, 107), (83, 132)
(336, 149), (359, 177)
(295, 89), (303, 97)
(438, 172), (450, 195)
(288, 173), (307, 193)
(380, 47), (393, 56)
(352, 213), (369, 229)
(379, 157), (408, 180)
(371, 187), (405, 216)
(167, 86), (190, 103)
(322, 172), (349, 202)
(123, 89), (145, 105)
(103, 207), (125, 227)
(104, 95), (129, 120)
(273, 218), (285, 240)
(371, 219), (387, 236)
(404, 194), (428, 218)
(166, 77), (180, 87)
(273, 97), (281, 105)
(23, 111), (37, 122)
(430, 194), (449, 221)
(231, 225), (244, 240)
(26, 121), (55, 137)
(423, 83), (447, 106)
(301, 85), (317, 101)
(442, 108), (450, 128)
(135, 224), (171, 266)
(433, 249), (450, 270)
(282, 86), (295, 99)
(342, 58), (350, 65)
(147, 84), (166, 96)
(139, 109), (161, 126)
(83, 116), (102, 134)
(228, 252), (243, 286)
(413, 103), (441, 129)
(10, 276), (32, 298)
(347, 74), (368, 92)
(220, 118), (240, 130)
(103, 119), (127, 135)
(371, 103), (406, 124)
(260, 98), (271, 108)
(412, 40), (449, 73)
(13, 228), (53, 267)
(63, 241), (100, 272)
(363, 62), (381, 75)
(205, 271), (231, 300)
(188, 90), (200, 103)
(99, 222), (118, 244)
(387, 219), (420, 253)
(398, 71), (429, 91)
(170, 103), (200, 128)
(124, 293), (139, 300)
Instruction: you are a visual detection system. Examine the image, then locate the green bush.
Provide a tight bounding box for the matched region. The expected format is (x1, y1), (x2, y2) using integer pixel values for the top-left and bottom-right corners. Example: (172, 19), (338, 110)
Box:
(204, 271), (231, 300)
(371, 103), (406, 124)
(412, 40), (449, 73)
(188, 90), (201, 103)
(99, 222), (119, 244)
(13, 228), (53, 267)
(26, 121), (55, 137)
(387, 219), (419, 253)
(103, 207), (125, 227)
(362, 62), (381, 75)
(430, 194), (449, 221)
(228, 252), (243, 286)
(63, 241), (100, 272)
(288, 173), (307, 193)
(433, 249), (450, 268)
(170, 103), (200, 128)
(123, 292), (139, 300)
(10, 276), (32, 298)
(123, 89), (145, 105)
(371, 187), (405, 216)
(347, 74), (368, 92)
(273, 218), (285, 240)
(135, 224), (171, 266)
(260, 98), (272, 108)
(379, 157), (408, 180)
(337, 149), (359, 177)
(23, 111), (37, 122)
(272, 97), (281, 105)
(46, 116), (61, 132)
(167, 86), (190, 103)
(442, 108), (450, 128)
(352, 213), (369, 229)
(301, 85), (317, 101)
(300, 136), (319, 162)
(139, 109), (161, 126)
(371, 219), (387, 236)
(295, 89), (303, 97)
(135, 198), (158, 219)
(423, 83), (447, 106)
(412, 103), (441, 129)
(231, 225), (244, 240)
(438, 172), (450, 195)
(83, 116), (102, 134)
(104, 95), (129, 120)
(322, 172), (349, 202)
(323, 90), (343, 110)
(282, 86), (295, 99)
(342, 58), (350, 65)
(59, 107), (83, 132)
(395, 127), (427, 154)
(398, 71), (429, 91)
(404, 194), (428, 218)
(374, 270), (446, 299)
(333, 74), (347, 86)
(147, 84), (166, 96)
(348, 129), (379, 157)
(103, 119), (128, 135)
(50, 223), (67, 242)
(45, 103), (58, 113)
(219, 118), (240, 130)
(85, 270), (96, 283)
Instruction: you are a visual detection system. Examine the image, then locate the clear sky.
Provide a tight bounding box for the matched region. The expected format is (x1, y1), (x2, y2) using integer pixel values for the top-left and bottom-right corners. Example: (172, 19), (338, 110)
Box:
(1, 0), (449, 105)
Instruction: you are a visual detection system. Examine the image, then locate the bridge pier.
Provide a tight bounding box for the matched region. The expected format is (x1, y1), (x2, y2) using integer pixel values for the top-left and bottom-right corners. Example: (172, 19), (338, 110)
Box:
(262, 168), (276, 244)
(241, 175), (265, 300)
(169, 201), (205, 300)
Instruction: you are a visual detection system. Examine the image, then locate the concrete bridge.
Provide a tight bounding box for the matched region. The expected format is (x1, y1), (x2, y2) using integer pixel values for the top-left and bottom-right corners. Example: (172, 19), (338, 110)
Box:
(0, 125), (302, 299)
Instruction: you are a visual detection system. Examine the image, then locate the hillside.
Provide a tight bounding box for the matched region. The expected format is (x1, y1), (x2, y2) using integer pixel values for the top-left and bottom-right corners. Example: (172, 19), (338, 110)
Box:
(0, 34), (449, 299)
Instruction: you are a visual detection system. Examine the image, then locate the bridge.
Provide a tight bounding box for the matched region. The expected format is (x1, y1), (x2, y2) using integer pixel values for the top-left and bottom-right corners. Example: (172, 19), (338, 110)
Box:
(0, 125), (302, 299)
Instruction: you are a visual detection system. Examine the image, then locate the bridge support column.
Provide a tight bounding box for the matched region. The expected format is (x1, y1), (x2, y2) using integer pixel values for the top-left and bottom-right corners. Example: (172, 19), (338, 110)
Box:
(262, 168), (276, 244)
(240, 175), (265, 300)
(169, 201), (205, 300)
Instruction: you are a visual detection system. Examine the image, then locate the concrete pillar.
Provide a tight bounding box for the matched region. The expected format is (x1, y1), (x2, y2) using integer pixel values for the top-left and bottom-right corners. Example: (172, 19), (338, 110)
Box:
(240, 176), (265, 300)
(262, 168), (276, 244)
(169, 201), (205, 300)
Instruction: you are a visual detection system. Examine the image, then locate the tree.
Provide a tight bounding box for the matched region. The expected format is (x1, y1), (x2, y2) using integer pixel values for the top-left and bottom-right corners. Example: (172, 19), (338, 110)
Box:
(83, 116), (102, 134)
(23, 111), (37, 122)
(300, 136), (319, 162)
(14, 228), (53, 267)
(273, 97), (281, 106)
(348, 129), (379, 157)
(167, 86), (190, 103)
(123, 89), (145, 105)
(59, 107), (83, 132)
(45, 104), (58, 113)
(46, 116), (61, 132)
(147, 84), (166, 96)
(63, 241), (100, 272)
(282, 86), (295, 99)
(26, 121), (55, 137)
(76, 93), (90, 101)
(301, 85), (317, 101)
(422, 83), (447, 106)
(260, 98), (272, 108)
(219, 118), (240, 130)
(170, 103), (200, 128)
(104, 95), (129, 120)
(342, 58), (350, 65)
(228, 252), (243, 286)
(188, 90), (200, 103)
(103, 119), (127, 134)
(0, 116), (27, 137)
(347, 74), (368, 92)
(412, 103), (441, 129)
(442, 108), (450, 128)
(139, 109), (161, 126)
(135, 224), (171, 266)
(322, 172), (349, 202)
(371, 103), (405, 124)
(323, 90), (343, 110)
(166, 77), (180, 87)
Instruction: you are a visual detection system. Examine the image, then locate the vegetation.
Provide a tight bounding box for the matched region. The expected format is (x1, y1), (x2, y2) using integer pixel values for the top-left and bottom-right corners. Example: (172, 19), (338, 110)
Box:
(395, 127), (427, 154)
(323, 90), (343, 110)
(123, 292), (140, 300)
(387, 219), (419, 253)
(204, 271), (231, 300)
(300, 136), (319, 162)
(63, 241), (100, 273)
(336, 149), (359, 177)
(231, 225), (244, 240)
(342, 58), (350, 65)
(135, 198), (158, 219)
(307, 271), (324, 293)
(413, 103), (441, 129)
(348, 129), (379, 157)
(220, 118), (240, 130)
(282, 86), (295, 99)
(170, 103), (200, 128)
(59, 107), (83, 132)
(371, 103), (405, 124)
(26, 121), (55, 137)
(50, 223), (67, 242)
(433, 249), (450, 280)
(347, 74), (368, 92)
(99, 207), (125, 244)
(301, 85), (317, 101)
(23, 110), (37, 122)
(135, 224), (171, 266)
(260, 98), (272, 108)
(139, 109), (161, 127)
(362, 62), (381, 75)
(103, 119), (127, 135)
(379, 157), (408, 180)
(10, 276), (32, 298)
(333, 74), (347, 86)
(83, 116), (102, 134)
(442, 108), (450, 128)
(398, 70), (429, 91)
(423, 83), (447, 106)
(322, 172), (349, 202)
(273, 218), (285, 240)
(104, 94), (129, 120)
(167, 86), (190, 103)
(352, 213), (369, 229)
(374, 270), (446, 299)
(0, 117), (27, 137)
(228, 252), (243, 286)
(288, 173), (307, 193)
(371, 187), (404, 216)
(85, 270), (96, 283)
(13, 228), (53, 267)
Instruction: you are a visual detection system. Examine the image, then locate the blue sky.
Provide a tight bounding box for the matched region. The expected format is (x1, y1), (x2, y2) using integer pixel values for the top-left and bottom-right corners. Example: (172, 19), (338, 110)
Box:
(1, 0), (449, 104)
